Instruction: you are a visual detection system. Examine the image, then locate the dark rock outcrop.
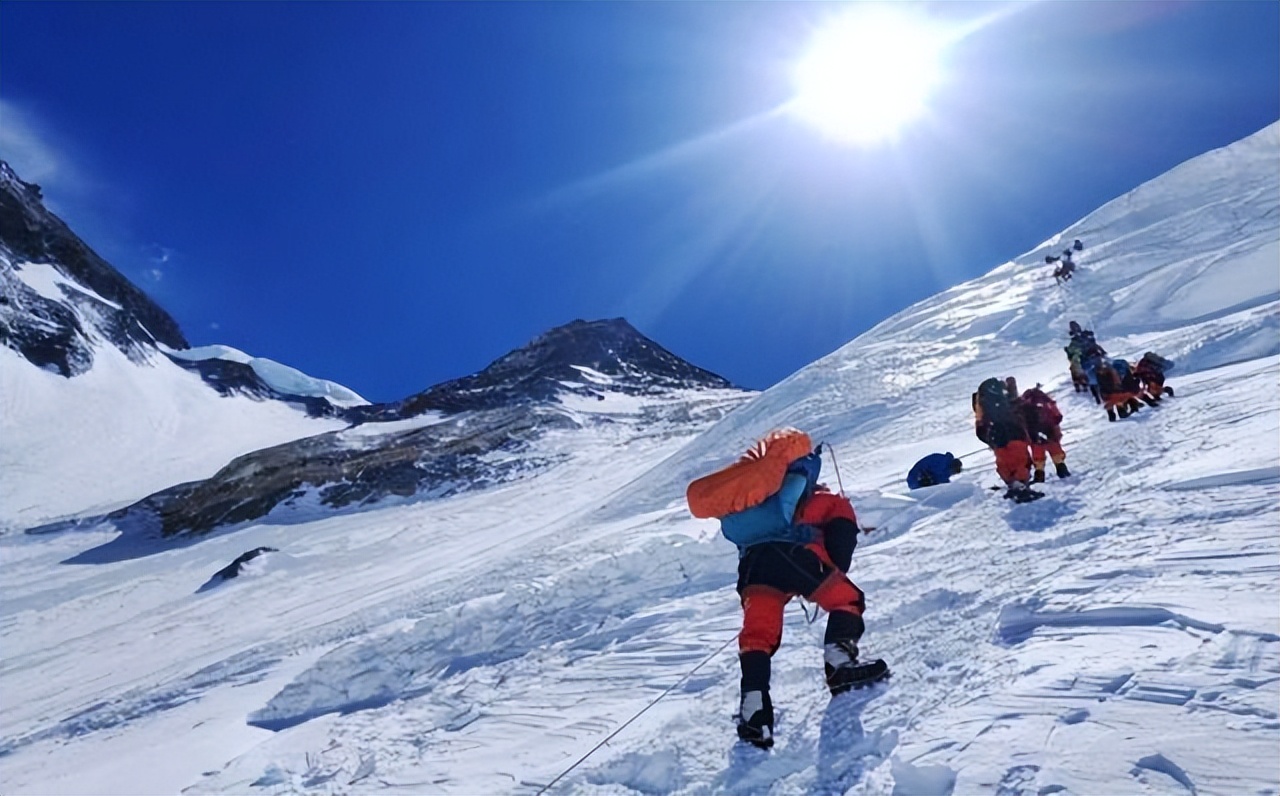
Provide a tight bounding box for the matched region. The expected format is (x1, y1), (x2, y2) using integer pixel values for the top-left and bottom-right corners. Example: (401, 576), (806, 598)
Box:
(91, 403), (578, 538)
(0, 160), (187, 375)
(197, 546), (280, 591)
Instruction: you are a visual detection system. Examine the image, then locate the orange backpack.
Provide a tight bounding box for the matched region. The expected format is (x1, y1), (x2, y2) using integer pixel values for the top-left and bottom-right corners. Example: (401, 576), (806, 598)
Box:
(686, 428), (813, 519)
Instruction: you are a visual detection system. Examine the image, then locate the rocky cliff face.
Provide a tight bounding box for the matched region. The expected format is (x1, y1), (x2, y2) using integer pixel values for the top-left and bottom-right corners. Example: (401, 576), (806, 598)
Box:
(0, 161), (187, 375)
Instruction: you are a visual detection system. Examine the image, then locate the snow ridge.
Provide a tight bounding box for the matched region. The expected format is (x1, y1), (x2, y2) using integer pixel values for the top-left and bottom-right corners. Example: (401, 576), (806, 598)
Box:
(162, 344), (367, 407)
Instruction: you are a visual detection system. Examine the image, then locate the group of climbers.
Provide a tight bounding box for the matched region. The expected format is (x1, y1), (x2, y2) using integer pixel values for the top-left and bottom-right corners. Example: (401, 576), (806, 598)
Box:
(970, 376), (1070, 502)
(683, 264), (1182, 749)
(1063, 322), (1176, 421)
(969, 321), (1178, 501)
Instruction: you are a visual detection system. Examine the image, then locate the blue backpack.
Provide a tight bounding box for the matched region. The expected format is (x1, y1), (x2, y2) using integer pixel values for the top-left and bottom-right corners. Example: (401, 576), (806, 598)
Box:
(719, 452), (822, 552)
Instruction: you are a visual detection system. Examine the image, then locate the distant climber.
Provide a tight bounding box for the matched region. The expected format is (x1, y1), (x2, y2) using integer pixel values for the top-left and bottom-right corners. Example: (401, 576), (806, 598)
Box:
(973, 378), (1041, 503)
(1011, 379), (1071, 482)
(1047, 240), (1083, 284)
(1050, 251), (1076, 284)
(906, 452), (963, 489)
(1096, 359), (1146, 421)
(1066, 321), (1107, 404)
(685, 429), (888, 750)
(1066, 347), (1090, 393)
(1134, 352), (1176, 403)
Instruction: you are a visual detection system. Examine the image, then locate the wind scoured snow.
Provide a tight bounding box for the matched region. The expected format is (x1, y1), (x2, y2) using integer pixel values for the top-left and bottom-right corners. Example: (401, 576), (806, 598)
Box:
(1, 124), (1277, 796)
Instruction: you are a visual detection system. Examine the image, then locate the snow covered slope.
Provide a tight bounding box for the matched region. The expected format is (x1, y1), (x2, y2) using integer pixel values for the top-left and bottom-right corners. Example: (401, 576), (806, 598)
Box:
(0, 342), (351, 529)
(1, 124), (1277, 796)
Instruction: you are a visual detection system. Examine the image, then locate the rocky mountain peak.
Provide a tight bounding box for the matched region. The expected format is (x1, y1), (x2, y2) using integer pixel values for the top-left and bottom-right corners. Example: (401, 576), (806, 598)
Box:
(483, 317), (731, 390)
(363, 317), (735, 420)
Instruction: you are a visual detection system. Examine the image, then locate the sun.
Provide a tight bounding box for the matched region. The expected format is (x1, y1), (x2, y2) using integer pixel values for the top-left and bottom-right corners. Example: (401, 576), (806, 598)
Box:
(790, 8), (949, 146)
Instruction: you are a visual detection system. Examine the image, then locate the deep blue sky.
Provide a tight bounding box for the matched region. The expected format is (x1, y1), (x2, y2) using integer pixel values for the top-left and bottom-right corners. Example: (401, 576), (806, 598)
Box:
(2, 1), (1277, 401)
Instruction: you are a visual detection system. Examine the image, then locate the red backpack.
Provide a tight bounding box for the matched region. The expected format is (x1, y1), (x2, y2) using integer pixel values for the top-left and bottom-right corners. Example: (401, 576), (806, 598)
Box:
(1020, 387), (1062, 428)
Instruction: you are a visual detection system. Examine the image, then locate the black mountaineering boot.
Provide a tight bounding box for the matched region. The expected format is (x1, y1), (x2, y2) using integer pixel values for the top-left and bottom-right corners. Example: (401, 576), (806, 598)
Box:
(736, 690), (774, 749)
(1141, 394), (1160, 407)
(1055, 462), (1071, 479)
(1107, 407), (1117, 422)
(824, 640), (890, 695)
(736, 651), (773, 748)
(1164, 386), (1174, 397)
(1006, 482), (1043, 504)
(1033, 468), (1046, 484)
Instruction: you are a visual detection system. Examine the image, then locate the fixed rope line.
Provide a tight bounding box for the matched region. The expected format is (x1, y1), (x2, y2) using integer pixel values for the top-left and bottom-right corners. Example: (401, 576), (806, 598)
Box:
(535, 632), (738, 795)
(956, 446), (990, 461)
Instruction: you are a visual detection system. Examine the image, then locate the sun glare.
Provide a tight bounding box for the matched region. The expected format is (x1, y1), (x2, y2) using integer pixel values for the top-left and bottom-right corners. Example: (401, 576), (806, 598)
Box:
(790, 9), (950, 146)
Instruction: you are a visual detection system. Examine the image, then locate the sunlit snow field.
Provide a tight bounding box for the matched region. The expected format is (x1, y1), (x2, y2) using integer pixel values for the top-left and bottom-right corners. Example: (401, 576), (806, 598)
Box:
(1, 125), (1277, 795)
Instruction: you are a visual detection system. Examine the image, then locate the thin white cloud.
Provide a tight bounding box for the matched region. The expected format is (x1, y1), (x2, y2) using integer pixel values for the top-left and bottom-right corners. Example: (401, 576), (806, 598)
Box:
(145, 243), (176, 265)
(0, 108), (180, 294)
(0, 98), (80, 192)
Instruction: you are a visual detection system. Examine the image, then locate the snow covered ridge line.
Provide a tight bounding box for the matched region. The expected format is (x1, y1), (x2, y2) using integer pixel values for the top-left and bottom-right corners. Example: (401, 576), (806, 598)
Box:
(161, 344), (367, 407)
